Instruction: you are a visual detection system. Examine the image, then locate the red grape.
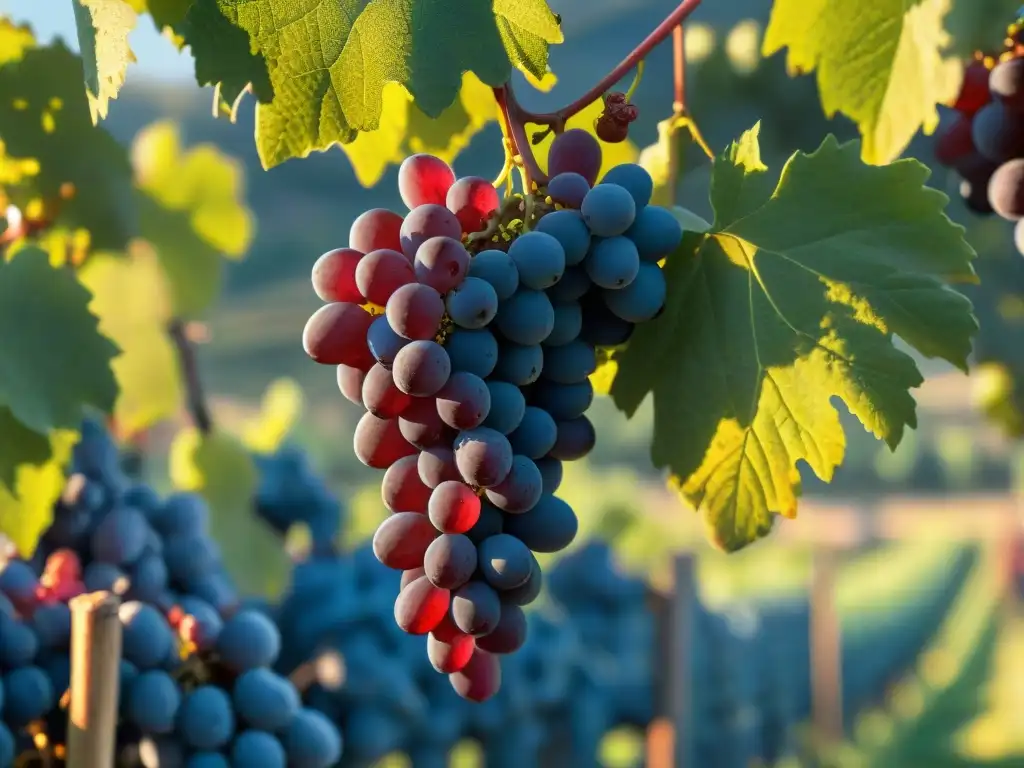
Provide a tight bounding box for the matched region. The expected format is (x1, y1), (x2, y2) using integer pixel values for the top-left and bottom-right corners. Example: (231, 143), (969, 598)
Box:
(381, 455), (431, 514)
(953, 60), (991, 115)
(992, 57), (1024, 111)
(934, 115), (974, 167)
(385, 283), (445, 341)
(354, 249), (415, 306)
(400, 567), (426, 591)
(451, 580), (501, 636)
(427, 481), (481, 534)
(398, 396), (457, 450)
(446, 176), (500, 234)
(414, 236), (471, 293)
(484, 455), (542, 514)
(449, 648), (501, 702)
(454, 427), (514, 488)
(392, 340), (452, 397)
(353, 412), (416, 468)
(436, 371), (491, 430)
(400, 204), (462, 260)
(361, 363), (412, 418)
(302, 303), (375, 368)
(394, 575), (449, 635)
(336, 364), (366, 406)
(417, 446), (461, 489)
(427, 628), (475, 673)
(372, 512), (439, 570)
(398, 154), (457, 210)
(350, 208), (404, 254)
(548, 128), (603, 186)
(311, 248), (363, 303)
(474, 603), (527, 654)
(423, 533), (478, 590)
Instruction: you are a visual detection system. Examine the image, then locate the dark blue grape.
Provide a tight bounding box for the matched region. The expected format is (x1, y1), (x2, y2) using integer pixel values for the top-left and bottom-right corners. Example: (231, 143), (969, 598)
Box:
(507, 232), (567, 290)
(83, 562), (128, 594)
(484, 455), (543, 514)
(165, 533), (220, 584)
(581, 183), (636, 236)
(232, 730), (286, 767)
(482, 381), (526, 434)
(530, 380), (593, 421)
(580, 294), (634, 346)
(468, 249), (519, 300)
(178, 685), (236, 750)
(446, 277), (499, 329)
(158, 493), (209, 537)
(534, 457), (563, 494)
(4, 666), (53, 725)
(0, 561), (40, 609)
(284, 708), (343, 768)
(501, 553), (543, 606)
(367, 315), (409, 368)
(546, 301), (583, 347)
(585, 236), (640, 289)
(542, 340), (597, 384)
(0, 724), (14, 767)
(495, 289), (555, 346)
(189, 752), (231, 767)
(493, 342), (543, 386)
(535, 210), (590, 265)
(604, 261), (666, 322)
(0, 615), (38, 667)
(119, 601), (174, 670)
(31, 603), (71, 649)
(503, 494), (579, 553)
(126, 670), (181, 733)
(508, 407), (558, 459)
(129, 552), (169, 604)
(546, 171), (590, 209)
(600, 163), (654, 209)
(477, 535), (533, 591)
(551, 416), (597, 461)
(626, 204), (684, 261)
(233, 668), (300, 731)
(475, 603), (528, 654)
(546, 265), (591, 302)
(90, 506), (150, 565)
(217, 609), (281, 672)
(444, 328), (499, 378)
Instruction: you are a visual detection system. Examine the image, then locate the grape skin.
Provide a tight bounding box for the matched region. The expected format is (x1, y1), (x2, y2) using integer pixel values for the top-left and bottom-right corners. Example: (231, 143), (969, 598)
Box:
(436, 371), (491, 430)
(302, 303), (375, 368)
(399, 204), (462, 260)
(428, 480), (481, 533)
(971, 101), (1024, 163)
(451, 580), (501, 636)
(474, 603), (528, 654)
(530, 380), (594, 421)
(542, 340), (597, 385)
(603, 262), (667, 322)
(987, 158), (1024, 220)
(626, 205), (684, 261)
(418, 446), (461, 489)
(350, 208), (404, 254)
(546, 265), (592, 302)
(507, 231), (567, 289)
(547, 129), (603, 186)
(534, 456), (564, 494)
(503, 494), (579, 553)
(381, 454), (431, 513)
(482, 381), (526, 434)
(399, 396), (456, 450)
(126, 670), (180, 733)
(484, 455), (543, 514)
(362, 363), (411, 418)
(427, 624), (475, 674)
(546, 171), (591, 209)
(385, 283), (445, 341)
(581, 184), (636, 237)
(585, 236), (641, 289)
(393, 575), (450, 634)
(414, 236), (471, 293)
(492, 342), (544, 386)
(446, 175), (500, 234)
(398, 153), (456, 209)
(547, 301), (584, 346)
(423, 534), (478, 590)
(366, 315), (409, 368)
(392, 340), (452, 397)
(468, 250), (519, 300)
(372, 512), (439, 570)
(990, 57), (1024, 111)
(495, 289), (555, 346)
(446, 276), (499, 329)
(600, 163), (654, 209)
(550, 416), (597, 461)
(508, 407), (558, 459)
(534, 209), (591, 265)
(353, 412), (416, 468)
(449, 648), (502, 703)
(311, 247), (363, 303)
(454, 427), (514, 488)
(233, 668), (300, 732)
(354, 248), (416, 305)
(445, 328), (499, 378)
(178, 686), (236, 750)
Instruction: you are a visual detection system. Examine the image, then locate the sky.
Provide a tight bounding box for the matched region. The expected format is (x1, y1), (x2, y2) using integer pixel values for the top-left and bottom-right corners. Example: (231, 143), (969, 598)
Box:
(4, 0), (193, 79)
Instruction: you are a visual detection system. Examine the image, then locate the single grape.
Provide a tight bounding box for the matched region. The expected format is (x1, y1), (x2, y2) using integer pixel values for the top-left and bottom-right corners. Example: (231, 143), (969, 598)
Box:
(477, 533), (534, 591)
(530, 379), (594, 421)
(427, 480), (481, 533)
(446, 175), (500, 233)
(354, 248), (416, 305)
(550, 415), (597, 461)
(418, 446), (461, 489)
(400, 204), (462, 259)
(218, 609), (281, 671)
(427, 617), (475, 673)
(534, 456), (563, 494)
(454, 428), (514, 488)
(451, 580), (501, 636)
(445, 328), (499, 378)
(233, 669), (300, 732)
(546, 301), (583, 347)
(91, 506), (149, 565)
(934, 116), (975, 167)
(534, 209), (591, 265)
(581, 183), (636, 237)
(468, 249), (519, 300)
(991, 57), (1024, 111)
(492, 342), (544, 386)
(392, 340), (451, 397)
(548, 129), (602, 186)
(988, 158), (1024, 220)
(399, 154), (457, 209)
(449, 648), (502, 702)
(953, 59), (991, 115)
(446, 276), (499, 329)
(423, 534), (478, 590)
(546, 264), (591, 302)
(474, 603), (527, 654)
(600, 163), (654, 209)
(302, 302), (375, 368)
(231, 731), (286, 768)
(546, 171), (591, 209)
(484, 455), (542, 514)
(508, 408), (558, 460)
(381, 454), (431, 513)
(31, 603), (71, 649)
(626, 205), (684, 262)
(126, 670), (180, 733)
(436, 371), (491, 430)
(495, 289), (555, 346)
(542, 339), (597, 384)
(366, 314), (409, 368)
(119, 601), (174, 669)
(4, 666), (53, 725)
(385, 283), (445, 340)
(311, 248), (363, 303)
(401, 567), (426, 591)
(501, 554), (543, 606)
(503, 494), (579, 553)
(361, 363), (412, 418)
(128, 553), (168, 604)
(414, 236), (471, 293)
(482, 381), (526, 434)
(336, 365), (365, 406)
(284, 709), (343, 768)
(398, 396), (456, 449)
(972, 101), (1024, 163)
(507, 231), (566, 289)
(580, 292), (635, 346)
(178, 686), (235, 750)
(353, 412), (416, 468)
(585, 236), (640, 288)
(394, 575), (450, 635)
(372, 512), (439, 570)
(604, 261), (667, 322)
(350, 208), (404, 253)
(465, 501), (504, 545)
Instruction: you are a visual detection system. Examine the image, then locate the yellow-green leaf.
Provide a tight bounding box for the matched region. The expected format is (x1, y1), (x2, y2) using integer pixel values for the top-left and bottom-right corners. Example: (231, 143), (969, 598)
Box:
(0, 19), (35, 66)
(78, 248), (181, 436)
(71, 0), (139, 123)
(610, 125), (977, 551)
(241, 378), (303, 455)
(762, 0), (961, 164)
(170, 427), (288, 597)
(0, 429), (77, 556)
(530, 98), (639, 182)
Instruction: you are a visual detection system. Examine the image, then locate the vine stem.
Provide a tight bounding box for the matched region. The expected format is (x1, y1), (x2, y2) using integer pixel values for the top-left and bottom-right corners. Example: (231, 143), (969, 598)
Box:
(493, 0), (703, 188)
(168, 319), (213, 435)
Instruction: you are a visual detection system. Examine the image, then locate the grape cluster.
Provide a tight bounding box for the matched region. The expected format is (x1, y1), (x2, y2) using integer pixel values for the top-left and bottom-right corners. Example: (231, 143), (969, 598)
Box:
(302, 130), (682, 701)
(0, 420), (342, 767)
(936, 20), (1024, 247)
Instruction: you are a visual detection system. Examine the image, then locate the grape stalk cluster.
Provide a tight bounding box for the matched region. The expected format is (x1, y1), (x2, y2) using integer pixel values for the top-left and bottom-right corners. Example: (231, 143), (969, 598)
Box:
(302, 128), (683, 701)
(936, 16), (1024, 250)
(0, 420), (342, 767)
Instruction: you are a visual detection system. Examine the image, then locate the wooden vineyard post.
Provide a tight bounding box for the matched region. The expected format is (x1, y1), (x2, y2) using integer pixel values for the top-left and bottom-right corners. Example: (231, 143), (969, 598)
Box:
(810, 549), (843, 751)
(67, 591), (123, 768)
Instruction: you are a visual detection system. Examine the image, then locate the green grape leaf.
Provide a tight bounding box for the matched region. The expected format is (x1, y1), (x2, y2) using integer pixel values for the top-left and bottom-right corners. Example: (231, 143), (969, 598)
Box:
(0, 429), (78, 555)
(78, 250), (182, 437)
(0, 19), (35, 65)
(131, 121), (254, 316)
(169, 427), (289, 598)
(342, 74), (497, 188)
(945, 0), (1022, 58)
(610, 125), (978, 552)
(185, 0), (561, 168)
(0, 407), (52, 490)
(137, 0), (195, 29)
(0, 41), (137, 249)
(0, 247), (120, 439)
(762, 0), (961, 165)
(71, 0), (139, 122)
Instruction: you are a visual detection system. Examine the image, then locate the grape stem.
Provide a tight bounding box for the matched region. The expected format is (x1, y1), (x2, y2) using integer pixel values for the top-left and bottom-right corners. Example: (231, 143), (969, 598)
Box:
(493, 0), (703, 187)
(168, 319), (213, 435)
